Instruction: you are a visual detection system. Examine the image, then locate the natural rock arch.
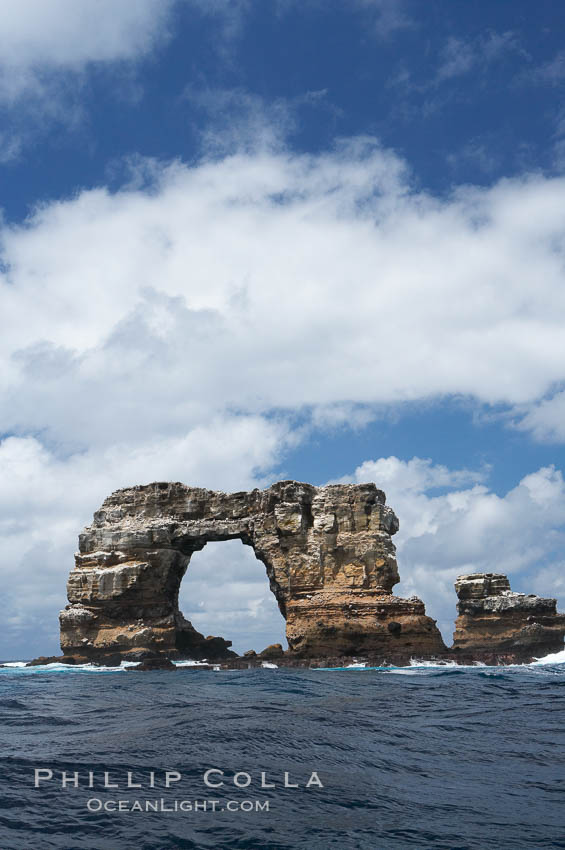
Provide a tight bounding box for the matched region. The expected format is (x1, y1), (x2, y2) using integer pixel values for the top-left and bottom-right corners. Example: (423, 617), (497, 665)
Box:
(60, 480), (446, 661)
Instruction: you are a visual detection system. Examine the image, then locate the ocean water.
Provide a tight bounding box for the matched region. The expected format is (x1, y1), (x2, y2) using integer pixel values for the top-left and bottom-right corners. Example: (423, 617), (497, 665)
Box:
(1, 655), (565, 850)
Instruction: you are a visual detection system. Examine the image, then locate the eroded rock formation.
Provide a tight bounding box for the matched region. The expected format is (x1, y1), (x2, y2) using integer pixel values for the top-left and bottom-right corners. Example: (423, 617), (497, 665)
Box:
(452, 573), (565, 661)
(60, 480), (446, 662)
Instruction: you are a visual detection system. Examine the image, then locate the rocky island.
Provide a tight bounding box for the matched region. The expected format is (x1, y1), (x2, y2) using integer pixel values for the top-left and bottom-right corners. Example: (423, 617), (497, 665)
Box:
(452, 572), (565, 663)
(47, 480), (565, 669)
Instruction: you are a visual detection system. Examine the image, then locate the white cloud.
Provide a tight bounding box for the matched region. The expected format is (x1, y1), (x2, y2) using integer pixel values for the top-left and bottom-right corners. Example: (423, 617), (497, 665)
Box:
(274, 0), (413, 39)
(183, 86), (338, 157)
(183, 87), (298, 155)
(437, 31), (522, 82)
(350, 0), (413, 38)
(531, 50), (565, 87)
(513, 391), (565, 442)
(0, 1), (175, 161)
(437, 38), (476, 81)
(340, 457), (565, 642)
(446, 138), (501, 176)
(2, 141), (565, 450)
(346, 455), (487, 494)
(0, 0), (173, 102)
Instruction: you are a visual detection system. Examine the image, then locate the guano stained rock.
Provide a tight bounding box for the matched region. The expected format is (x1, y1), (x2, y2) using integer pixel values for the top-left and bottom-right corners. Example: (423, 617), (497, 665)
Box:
(59, 480), (446, 662)
(58, 483), (565, 667)
(452, 573), (565, 662)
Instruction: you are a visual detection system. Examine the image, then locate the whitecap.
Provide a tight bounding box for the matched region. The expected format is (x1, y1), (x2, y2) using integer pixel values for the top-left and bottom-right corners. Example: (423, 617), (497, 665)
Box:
(386, 668), (426, 675)
(531, 648), (565, 666)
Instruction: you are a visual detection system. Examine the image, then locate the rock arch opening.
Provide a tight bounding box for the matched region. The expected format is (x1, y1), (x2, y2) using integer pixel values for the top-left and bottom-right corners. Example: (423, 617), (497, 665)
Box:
(177, 539), (287, 656)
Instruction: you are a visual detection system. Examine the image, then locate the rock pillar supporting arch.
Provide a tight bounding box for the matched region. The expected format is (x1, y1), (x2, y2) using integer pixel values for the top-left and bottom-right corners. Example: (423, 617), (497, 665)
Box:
(60, 480), (446, 661)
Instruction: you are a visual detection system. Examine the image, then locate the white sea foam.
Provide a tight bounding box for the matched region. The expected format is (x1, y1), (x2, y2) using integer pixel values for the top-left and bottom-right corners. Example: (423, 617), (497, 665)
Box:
(8, 662), (125, 673)
(380, 660), (462, 675)
(3, 646), (564, 673)
(386, 668), (431, 675)
(531, 648), (565, 666)
(40, 662), (124, 672)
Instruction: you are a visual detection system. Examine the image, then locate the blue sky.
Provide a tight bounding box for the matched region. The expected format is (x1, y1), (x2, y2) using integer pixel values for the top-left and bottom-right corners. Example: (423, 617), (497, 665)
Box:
(1, 0), (565, 659)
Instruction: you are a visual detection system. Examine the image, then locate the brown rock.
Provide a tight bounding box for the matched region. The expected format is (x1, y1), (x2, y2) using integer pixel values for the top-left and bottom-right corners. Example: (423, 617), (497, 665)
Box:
(59, 480), (446, 661)
(25, 655), (80, 667)
(452, 573), (565, 661)
(26, 656), (61, 667)
(259, 643), (285, 659)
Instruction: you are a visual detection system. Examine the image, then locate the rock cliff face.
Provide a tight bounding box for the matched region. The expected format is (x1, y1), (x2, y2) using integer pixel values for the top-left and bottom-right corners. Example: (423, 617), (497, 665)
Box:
(60, 480), (446, 662)
(452, 573), (565, 661)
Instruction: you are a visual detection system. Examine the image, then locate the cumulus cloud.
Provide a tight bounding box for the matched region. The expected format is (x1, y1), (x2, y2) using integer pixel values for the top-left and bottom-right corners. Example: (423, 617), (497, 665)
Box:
(0, 0), (174, 102)
(2, 140), (565, 450)
(514, 391), (565, 443)
(340, 457), (565, 642)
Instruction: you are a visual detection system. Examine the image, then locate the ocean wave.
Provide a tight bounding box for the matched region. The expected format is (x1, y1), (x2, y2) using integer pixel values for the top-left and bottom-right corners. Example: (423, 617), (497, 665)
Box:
(532, 648), (565, 665)
(1, 646), (564, 674)
(0, 661), (130, 674)
(1, 647), (563, 850)
(0, 698), (27, 708)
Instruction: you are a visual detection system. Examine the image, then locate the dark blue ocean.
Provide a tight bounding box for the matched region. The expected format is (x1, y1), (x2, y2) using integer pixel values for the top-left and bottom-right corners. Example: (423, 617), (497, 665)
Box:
(1, 659), (564, 850)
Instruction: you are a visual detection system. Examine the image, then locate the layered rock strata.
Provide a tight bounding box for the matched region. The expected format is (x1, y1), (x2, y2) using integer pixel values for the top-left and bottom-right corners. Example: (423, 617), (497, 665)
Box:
(60, 480), (446, 662)
(452, 573), (565, 661)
